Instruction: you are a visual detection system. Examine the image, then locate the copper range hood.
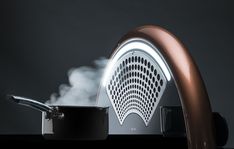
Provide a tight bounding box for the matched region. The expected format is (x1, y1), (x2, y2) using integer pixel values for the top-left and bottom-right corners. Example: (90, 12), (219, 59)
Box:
(98, 25), (215, 149)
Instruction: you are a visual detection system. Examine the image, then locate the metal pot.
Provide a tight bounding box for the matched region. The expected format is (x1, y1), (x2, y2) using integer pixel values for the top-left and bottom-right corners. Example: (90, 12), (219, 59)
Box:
(8, 95), (108, 140)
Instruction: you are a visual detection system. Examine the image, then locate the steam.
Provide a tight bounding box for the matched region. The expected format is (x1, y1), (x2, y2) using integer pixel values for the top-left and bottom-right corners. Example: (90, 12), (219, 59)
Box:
(46, 57), (108, 106)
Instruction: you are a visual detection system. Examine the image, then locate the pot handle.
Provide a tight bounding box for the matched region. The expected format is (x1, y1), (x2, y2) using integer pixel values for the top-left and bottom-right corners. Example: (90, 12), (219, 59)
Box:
(8, 95), (64, 119)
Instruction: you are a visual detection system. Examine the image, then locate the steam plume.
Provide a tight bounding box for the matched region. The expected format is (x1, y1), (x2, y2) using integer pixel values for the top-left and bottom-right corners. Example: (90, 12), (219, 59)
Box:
(46, 57), (108, 106)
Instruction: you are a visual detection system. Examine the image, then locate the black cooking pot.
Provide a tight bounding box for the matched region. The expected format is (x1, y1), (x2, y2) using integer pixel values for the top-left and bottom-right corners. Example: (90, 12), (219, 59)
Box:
(8, 95), (108, 140)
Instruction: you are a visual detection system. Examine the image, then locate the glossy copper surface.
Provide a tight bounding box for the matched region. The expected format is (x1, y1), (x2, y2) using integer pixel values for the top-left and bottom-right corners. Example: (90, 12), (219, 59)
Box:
(115, 25), (215, 149)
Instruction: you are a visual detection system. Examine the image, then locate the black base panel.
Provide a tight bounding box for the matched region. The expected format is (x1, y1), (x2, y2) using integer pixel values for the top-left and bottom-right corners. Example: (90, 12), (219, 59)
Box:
(0, 135), (228, 149)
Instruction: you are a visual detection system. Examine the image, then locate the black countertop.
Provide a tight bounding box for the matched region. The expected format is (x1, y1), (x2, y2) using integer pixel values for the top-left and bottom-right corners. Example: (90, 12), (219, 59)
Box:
(0, 135), (232, 149)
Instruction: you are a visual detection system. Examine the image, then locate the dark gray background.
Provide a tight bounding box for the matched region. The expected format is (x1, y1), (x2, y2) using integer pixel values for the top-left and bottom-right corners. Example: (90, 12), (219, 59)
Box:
(0, 0), (233, 147)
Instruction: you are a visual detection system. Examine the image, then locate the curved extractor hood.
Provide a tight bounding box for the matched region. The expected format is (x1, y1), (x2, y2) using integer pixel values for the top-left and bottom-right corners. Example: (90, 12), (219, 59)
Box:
(99, 25), (215, 149)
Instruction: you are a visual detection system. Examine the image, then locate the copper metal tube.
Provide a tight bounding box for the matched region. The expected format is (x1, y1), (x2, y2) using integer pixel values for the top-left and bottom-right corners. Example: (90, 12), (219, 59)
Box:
(116, 25), (215, 149)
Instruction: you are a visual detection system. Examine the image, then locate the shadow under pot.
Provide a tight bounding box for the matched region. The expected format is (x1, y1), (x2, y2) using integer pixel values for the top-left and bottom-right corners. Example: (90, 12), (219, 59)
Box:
(8, 95), (108, 140)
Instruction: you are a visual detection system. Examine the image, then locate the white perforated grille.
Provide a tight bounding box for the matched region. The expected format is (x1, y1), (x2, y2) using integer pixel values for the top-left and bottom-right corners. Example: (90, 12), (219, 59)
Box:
(105, 42), (167, 126)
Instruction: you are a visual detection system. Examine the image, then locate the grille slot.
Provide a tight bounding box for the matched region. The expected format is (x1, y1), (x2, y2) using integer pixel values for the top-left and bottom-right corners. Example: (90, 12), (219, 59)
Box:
(106, 50), (167, 126)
